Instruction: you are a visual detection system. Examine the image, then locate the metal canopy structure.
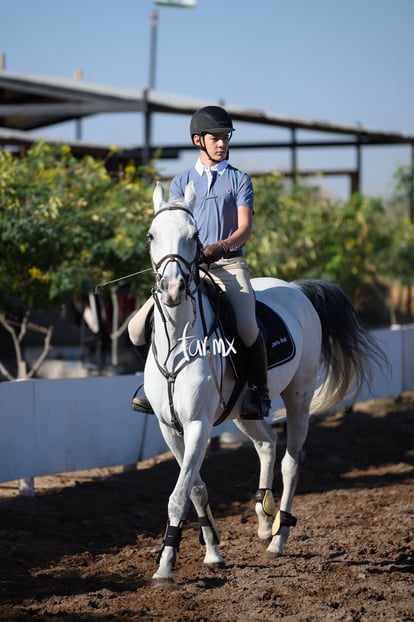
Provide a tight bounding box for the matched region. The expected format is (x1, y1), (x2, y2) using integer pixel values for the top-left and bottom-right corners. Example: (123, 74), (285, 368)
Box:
(0, 70), (413, 204)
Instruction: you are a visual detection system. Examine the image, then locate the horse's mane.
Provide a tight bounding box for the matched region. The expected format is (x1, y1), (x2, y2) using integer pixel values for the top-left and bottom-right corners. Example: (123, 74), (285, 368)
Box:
(166, 196), (187, 208)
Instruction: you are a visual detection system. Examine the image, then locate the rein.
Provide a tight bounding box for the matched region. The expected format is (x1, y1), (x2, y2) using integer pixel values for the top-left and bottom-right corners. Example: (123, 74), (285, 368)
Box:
(149, 205), (228, 432)
(150, 291), (195, 434)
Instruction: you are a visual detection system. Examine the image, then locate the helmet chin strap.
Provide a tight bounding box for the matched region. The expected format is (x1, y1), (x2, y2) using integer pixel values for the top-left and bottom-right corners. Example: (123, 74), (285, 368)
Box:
(200, 135), (221, 164)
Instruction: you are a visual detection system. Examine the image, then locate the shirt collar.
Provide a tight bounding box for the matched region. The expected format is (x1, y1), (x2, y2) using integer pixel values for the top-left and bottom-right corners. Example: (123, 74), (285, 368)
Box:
(195, 158), (228, 176)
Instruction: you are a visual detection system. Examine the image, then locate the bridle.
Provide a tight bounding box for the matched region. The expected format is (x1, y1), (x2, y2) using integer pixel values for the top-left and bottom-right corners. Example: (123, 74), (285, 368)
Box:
(147, 202), (234, 433)
(148, 205), (203, 300)
(147, 204), (207, 433)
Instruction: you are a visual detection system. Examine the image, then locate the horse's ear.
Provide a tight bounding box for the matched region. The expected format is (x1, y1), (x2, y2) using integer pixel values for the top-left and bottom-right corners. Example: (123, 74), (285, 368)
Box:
(153, 182), (165, 213)
(184, 181), (196, 211)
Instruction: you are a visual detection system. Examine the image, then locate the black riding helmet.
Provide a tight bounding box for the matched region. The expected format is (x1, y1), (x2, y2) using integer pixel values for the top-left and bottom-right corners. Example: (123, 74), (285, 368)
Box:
(190, 106), (235, 162)
(190, 105), (235, 141)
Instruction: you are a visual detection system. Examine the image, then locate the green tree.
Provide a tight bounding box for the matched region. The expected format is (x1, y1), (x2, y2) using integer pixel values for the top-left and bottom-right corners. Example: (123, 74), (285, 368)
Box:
(392, 162), (414, 223)
(0, 143), (155, 379)
(381, 165), (414, 321)
(248, 176), (398, 321)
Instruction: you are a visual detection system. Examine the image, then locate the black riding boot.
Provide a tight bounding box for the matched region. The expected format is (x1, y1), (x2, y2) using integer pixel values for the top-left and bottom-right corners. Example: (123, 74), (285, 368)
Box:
(131, 345), (154, 415)
(241, 333), (271, 420)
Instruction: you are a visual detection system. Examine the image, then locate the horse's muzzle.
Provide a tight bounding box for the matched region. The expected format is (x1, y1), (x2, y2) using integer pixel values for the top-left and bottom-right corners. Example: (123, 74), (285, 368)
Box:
(159, 276), (186, 307)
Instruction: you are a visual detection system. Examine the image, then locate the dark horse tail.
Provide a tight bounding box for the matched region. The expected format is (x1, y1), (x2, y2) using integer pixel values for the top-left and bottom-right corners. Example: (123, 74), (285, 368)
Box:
(295, 279), (388, 412)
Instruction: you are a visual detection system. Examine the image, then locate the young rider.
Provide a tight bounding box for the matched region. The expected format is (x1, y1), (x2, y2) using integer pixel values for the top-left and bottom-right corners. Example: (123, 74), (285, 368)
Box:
(129, 105), (270, 420)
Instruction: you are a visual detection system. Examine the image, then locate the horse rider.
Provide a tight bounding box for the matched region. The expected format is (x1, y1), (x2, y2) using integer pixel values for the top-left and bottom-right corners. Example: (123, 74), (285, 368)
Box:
(128, 105), (270, 420)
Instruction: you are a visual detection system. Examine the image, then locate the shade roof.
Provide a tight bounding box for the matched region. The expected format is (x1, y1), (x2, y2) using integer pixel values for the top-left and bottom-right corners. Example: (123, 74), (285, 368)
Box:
(1, 70), (413, 147)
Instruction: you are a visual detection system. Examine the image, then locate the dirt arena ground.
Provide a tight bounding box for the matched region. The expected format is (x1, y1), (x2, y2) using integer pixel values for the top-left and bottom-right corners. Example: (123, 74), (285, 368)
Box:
(0, 393), (413, 621)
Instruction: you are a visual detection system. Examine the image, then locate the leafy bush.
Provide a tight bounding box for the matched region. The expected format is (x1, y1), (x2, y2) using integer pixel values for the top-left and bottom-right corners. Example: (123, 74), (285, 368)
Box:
(249, 173), (413, 317)
(1, 145), (412, 377)
(0, 143), (155, 310)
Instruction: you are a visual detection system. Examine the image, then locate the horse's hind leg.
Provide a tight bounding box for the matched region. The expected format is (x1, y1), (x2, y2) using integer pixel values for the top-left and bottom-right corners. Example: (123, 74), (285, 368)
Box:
(190, 481), (225, 568)
(233, 419), (277, 544)
(266, 384), (312, 558)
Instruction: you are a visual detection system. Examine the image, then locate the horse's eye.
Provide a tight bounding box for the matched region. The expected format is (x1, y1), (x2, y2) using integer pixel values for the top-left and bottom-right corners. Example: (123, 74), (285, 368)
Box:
(146, 232), (153, 248)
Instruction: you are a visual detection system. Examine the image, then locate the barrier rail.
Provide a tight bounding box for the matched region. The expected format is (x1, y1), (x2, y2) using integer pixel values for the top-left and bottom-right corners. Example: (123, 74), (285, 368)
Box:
(0, 325), (413, 484)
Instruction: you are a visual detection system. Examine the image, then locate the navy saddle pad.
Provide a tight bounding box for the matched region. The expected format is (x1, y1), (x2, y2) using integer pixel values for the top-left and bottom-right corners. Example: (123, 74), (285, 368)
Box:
(256, 300), (296, 369)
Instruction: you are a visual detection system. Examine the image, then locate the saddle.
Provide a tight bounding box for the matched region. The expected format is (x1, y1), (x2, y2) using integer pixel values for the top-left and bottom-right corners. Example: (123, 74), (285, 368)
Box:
(203, 280), (296, 424)
(144, 280), (296, 425)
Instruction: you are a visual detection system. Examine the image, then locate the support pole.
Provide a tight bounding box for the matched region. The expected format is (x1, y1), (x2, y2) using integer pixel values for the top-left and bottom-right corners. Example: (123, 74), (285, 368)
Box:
(355, 137), (362, 195)
(410, 144), (414, 223)
(73, 68), (83, 141)
(291, 128), (298, 185)
(143, 9), (159, 167)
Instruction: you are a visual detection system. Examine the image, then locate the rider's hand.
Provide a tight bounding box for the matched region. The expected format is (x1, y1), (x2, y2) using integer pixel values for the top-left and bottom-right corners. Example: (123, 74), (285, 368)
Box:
(202, 241), (229, 264)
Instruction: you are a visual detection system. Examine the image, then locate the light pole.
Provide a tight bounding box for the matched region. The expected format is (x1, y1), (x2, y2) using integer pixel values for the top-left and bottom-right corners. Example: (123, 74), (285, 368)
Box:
(143, 1), (197, 167)
(148, 8), (159, 91)
(143, 9), (158, 166)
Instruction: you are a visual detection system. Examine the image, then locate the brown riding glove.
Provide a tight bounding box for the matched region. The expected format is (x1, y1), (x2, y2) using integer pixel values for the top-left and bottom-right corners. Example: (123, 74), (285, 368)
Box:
(202, 241), (230, 264)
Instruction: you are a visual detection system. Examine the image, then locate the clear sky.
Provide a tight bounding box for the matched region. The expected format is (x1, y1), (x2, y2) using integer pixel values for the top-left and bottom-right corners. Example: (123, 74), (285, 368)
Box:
(2, 0), (414, 198)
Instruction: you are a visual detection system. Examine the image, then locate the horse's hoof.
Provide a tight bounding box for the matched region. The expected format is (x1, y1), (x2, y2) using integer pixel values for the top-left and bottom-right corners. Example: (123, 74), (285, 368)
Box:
(264, 549), (283, 560)
(152, 576), (175, 584)
(205, 560), (225, 569)
(259, 537), (272, 550)
(152, 577), (175, 587)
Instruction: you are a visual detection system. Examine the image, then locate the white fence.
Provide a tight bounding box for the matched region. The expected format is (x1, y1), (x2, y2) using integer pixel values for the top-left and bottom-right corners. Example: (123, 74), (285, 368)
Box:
(0, 325), (413, 485)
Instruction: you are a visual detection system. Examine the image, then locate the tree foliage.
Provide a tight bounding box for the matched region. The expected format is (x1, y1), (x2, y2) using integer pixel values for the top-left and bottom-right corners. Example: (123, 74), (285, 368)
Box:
(0, 143), (154, 312)
(248, 173), (413, 313)
(0, 143), (156, 378)
(1, 145), (412, 378)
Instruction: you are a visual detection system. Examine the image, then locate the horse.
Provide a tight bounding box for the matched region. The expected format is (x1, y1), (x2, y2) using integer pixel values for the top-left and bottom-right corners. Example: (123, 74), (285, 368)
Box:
(142, 180), (385, 582)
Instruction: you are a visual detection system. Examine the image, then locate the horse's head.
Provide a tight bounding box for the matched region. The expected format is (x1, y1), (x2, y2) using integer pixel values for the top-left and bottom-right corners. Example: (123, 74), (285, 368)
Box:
(148, 181), (200, 307)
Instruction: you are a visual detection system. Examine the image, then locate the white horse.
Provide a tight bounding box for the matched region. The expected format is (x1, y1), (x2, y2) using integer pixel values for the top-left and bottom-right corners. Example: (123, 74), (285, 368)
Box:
(143, 181), (384, 582)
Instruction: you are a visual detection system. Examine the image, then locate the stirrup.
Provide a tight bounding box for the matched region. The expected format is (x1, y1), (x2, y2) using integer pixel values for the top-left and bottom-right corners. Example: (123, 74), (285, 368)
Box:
(131, 384), (154, 415)
(240, 386), (270, 420)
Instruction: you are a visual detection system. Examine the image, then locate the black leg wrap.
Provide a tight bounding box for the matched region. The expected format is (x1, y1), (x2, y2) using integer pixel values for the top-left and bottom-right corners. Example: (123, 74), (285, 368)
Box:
(199, 517), (208, 545)
(163, 524), (182, 549)
(280, 510), (297, 528)
(255, 488), (267, 503)
(272, 510), (297, 536)
(156, 523), (182, 564)
(199, 516), (220, 545)
(198, 503), (220, 545)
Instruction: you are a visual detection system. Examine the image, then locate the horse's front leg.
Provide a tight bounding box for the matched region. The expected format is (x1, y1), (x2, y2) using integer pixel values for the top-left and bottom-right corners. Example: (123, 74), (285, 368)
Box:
(153, 418), (212, 582)
(191, 482), (225, 568)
